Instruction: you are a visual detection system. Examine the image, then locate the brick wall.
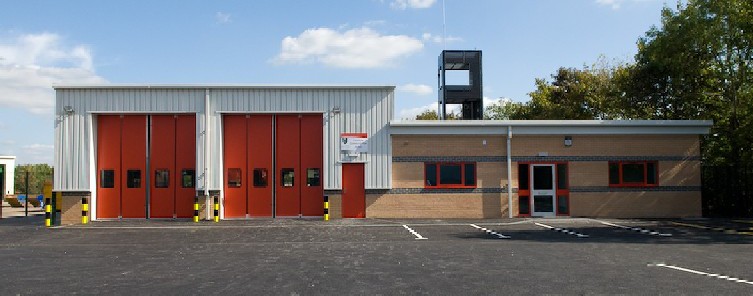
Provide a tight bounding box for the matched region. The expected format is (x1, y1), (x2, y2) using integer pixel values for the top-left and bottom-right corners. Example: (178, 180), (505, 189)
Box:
(59, 193), (89, 225)
(511, 135), (700, 157)
(570, 191), (701, 218)
(392, 135), (505, 157)
(366, 193), (508, 218)
(387, 133), (703, 219)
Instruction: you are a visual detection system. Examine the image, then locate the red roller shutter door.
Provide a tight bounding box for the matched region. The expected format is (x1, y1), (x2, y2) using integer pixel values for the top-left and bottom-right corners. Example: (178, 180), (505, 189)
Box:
(223, 115), (248, 218)
(247, 115), (274, 217)
(275, 115), (301, 217)
(120, 115), (147, 218)
(149, 115), (176, 218)
(96, 115), (122, 219)
(175, 115), (196, 218)
(300, 114), (323, 216)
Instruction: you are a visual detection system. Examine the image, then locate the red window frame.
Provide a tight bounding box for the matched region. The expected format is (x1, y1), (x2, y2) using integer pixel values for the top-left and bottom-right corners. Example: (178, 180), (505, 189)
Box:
(517, 162), (570, 217)
(424, 162), (477, 189)
(608, 161), (658, 188)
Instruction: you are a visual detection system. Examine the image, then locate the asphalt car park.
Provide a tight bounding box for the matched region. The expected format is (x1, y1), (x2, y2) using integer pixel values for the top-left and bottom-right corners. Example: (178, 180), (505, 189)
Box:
(1, 217), (752, 295)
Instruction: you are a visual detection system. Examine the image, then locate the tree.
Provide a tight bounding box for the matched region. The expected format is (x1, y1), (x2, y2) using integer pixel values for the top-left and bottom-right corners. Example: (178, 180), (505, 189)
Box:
(622, 0), (753, 165)
(414, 109), (461, 120)
(14, 164), (53, 195)
(518, 58), (628, 120)
(483, 99), (527, 120)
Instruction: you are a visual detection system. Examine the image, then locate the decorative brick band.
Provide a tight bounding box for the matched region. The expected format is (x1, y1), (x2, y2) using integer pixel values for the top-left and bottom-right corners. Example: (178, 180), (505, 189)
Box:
(512, 156), (701, 162)
(393, 156), (505, 162)
(569, 186), (702, 192)
(324, 189), (392, 195)
(327, 188), (508, 195)
(392, 155), (701, 163)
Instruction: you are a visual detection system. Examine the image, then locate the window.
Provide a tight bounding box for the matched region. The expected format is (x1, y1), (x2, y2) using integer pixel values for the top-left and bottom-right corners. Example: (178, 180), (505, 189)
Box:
(182, 169), (195, 188)
(608, 161), (658, 187)
(253, 168), (268, 187)
(306, 168), (320, 187)
(227, 168), (242, 188)
(518, 164), (529, 190)
(424, 163), (476, 188)
(155, 169), (170, 188)
(519, 196), (530, 215)
(127, 170), (141, 188)
(100, 170), (115, 188)
(557, 164), (568, 190)
(425, 164), (437, 186)
(557, 195), (569, 215)
(281, 169), (294, 187)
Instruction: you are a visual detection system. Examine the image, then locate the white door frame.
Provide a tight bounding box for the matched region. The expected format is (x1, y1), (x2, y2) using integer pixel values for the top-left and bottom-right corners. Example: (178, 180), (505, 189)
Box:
(530, 164), (556, 217)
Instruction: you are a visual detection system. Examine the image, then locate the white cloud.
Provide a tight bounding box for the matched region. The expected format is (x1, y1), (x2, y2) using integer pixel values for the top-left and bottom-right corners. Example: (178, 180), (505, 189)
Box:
(398, 83), (433, 96)
(391, 0), (436, 10)
(216, 12), (231, 23)
(273, 27), (424, 68)
(595, 0), (654, 10)
(422, 33), (463, 44)
(0, 33), (106, 114)
(21, 143), (53, 164)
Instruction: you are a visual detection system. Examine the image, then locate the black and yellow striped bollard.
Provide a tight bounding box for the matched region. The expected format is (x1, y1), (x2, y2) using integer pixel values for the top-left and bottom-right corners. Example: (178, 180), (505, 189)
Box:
(81, 197), (89, 224)
(193, 196), (200, 223)
(45, 197), (52, 227)
(323, 195), (329, 221)
(213, 196), (219, 223)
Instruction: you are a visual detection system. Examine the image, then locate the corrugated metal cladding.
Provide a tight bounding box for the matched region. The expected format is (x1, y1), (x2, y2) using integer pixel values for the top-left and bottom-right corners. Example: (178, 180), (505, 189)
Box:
(54, 86), (393, 192)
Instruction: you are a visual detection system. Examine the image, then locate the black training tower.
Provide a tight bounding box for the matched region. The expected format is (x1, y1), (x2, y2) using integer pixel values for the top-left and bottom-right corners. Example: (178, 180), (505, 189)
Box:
(438, 50), (483, 120)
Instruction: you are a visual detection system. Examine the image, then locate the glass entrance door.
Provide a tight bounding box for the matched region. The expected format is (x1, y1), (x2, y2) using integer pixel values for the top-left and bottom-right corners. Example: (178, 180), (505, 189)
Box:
(531, 164), (556, 217)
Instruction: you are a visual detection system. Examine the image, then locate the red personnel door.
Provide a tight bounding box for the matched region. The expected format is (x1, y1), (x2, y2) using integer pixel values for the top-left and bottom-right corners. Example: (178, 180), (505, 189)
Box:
(120, 115), (147, 218)
(247, 115), (274, 217)
(97, 115), (122, 219)
(342, 163), (365, 218)
(223, 115), (248, 218)
(275, 115), (301, 217)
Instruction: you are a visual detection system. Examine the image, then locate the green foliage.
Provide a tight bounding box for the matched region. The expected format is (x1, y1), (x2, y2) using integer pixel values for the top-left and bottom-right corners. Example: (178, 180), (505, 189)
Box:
(415, 109), (461, 120)
(523, 59), (628, 120)
(14, 164), (53, 195)
(483, 100), (526, 120)
(623, 0), (753, 165)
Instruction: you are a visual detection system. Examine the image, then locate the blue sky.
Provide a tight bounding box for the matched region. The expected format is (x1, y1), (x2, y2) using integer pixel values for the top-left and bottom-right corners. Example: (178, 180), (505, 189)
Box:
(0, 0), (672, 164)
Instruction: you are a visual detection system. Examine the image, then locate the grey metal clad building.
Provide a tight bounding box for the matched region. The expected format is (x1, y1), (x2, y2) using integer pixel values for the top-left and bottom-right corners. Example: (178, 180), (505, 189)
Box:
(53, 85), (394, 221)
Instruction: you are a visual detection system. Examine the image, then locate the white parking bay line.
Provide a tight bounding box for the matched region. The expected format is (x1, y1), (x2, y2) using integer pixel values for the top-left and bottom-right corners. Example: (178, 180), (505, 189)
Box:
(597, 220), (672, 237)
(534, 222), (589, 238)
(648, 263), (753, 285)
(402, 225), (428, 240)
(469, 224), (511, 239)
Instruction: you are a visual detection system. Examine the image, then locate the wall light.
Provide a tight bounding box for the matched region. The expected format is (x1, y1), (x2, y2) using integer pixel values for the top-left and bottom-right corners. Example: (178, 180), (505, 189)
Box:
(564, 136), (573, 147)
(331, 106), (341, 115)
(63, 105), (75, 115)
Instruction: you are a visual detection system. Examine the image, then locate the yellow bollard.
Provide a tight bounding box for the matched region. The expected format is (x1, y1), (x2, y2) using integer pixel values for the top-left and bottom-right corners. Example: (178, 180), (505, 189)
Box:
(81, 197), (89, 224)
(44, 198), (51, 227)
(193, 196), (199, 223)
(323, 195), (329, 221)
(213, 196), (219, 222)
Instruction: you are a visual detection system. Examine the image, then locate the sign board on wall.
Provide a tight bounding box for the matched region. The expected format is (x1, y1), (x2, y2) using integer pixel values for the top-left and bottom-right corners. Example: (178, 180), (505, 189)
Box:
(341, 133), (368, 154)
